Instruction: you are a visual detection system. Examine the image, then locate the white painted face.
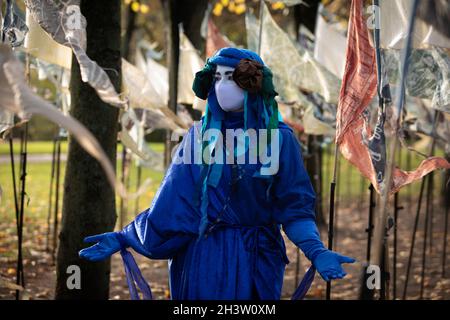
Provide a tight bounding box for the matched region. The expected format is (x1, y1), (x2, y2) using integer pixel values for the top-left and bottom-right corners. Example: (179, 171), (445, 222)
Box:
(214, 65), (245, 112)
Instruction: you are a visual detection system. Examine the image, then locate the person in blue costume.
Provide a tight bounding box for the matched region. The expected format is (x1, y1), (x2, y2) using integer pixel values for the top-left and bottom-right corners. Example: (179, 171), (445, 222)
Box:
(79, 47), (355, 300)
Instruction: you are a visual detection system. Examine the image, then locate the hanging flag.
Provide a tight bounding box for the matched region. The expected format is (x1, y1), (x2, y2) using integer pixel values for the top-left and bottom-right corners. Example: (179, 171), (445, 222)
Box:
(206, 18), (231, 58)
(0, 109), (14, 138)
(383, 48), (450, 114)
(135, 41), (169, 105)
(24, 0), (127, 108)
(314, 3), (450, 113)
(245, 3), (341, 105)
(313, 8), (346, 79)
(0, 44), (132, 199)
(380, 0), (450, 49)
(2, 0), (28, 47)
(336, 0), (450, 194)
(25, 10), (72, 69)
(118, 109), (164, 171)
(402, 98), (450, 145)
(178, 31), (204, 105)
(122, 58), (188, 133)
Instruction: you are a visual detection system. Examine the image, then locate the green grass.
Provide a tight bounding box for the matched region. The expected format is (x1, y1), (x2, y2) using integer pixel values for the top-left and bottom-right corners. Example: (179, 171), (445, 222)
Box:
(0, 140), (165, 155)
(0, 159), (164, 227)
(320, 142), (447, 202)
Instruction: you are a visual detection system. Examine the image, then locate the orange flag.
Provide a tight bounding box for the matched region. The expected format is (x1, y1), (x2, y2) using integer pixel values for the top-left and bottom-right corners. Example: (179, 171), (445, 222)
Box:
(336, 0), (450, 194)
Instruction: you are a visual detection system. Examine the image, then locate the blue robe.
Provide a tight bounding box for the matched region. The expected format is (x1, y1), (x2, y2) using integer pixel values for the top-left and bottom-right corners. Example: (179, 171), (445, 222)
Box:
(118, 111), (317, 300)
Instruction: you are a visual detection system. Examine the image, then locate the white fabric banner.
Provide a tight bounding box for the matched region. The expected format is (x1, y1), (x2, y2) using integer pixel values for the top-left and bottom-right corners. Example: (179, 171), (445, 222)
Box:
(0, 44), (134, 199)
(380, 0), (450, 49)
(25, 10), (72, 69)
(178, 31), (204, 105)
(313, 13), (346, 79)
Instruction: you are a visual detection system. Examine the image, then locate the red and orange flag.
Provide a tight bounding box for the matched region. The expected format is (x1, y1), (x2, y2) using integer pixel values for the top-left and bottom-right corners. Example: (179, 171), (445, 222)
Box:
(336, 0), (450, 194)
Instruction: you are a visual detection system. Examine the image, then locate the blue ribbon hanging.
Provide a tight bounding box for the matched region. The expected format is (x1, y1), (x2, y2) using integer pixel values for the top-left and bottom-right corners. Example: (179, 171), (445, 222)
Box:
(119, 248), (153, 300)
(291, 266), (316, 300)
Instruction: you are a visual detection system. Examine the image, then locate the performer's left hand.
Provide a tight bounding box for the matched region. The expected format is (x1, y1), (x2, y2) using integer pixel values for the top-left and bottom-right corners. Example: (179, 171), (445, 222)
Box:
(313, 250), (356, 281)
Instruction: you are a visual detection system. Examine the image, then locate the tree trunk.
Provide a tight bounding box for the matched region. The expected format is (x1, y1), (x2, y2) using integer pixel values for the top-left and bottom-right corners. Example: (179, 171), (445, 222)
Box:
(175, 0), (209, 52)
(162, 0), (180, 168)
(293, 0), (320, 36)
(161, 0), (208, 167)
(55, 0), (121, 299)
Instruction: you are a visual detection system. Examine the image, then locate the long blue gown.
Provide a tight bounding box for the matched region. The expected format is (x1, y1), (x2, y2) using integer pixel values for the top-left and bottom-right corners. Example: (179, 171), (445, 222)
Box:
(118, 110), (316, 300)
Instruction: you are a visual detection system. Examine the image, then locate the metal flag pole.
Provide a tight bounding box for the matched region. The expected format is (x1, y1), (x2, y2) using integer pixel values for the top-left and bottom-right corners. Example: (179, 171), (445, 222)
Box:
(420, 170), (433, 299)
(367, 184), (376, 262)
(52, 136), (62, 263)
(392, 154), (403, 299)
(9, 136), (20, 232)
(326, 143), (339, 300)
(392, 133), (404, 300)
(443, 177), (449, 278)
(402, 109), (439, 299)
(333, 155), (341, 252)
(16, 122), (28, 300)
(15, 49), (33, 300)
(119, 144), (129, 229)
(370, 0), (419, 296)
(46, 137), (57, 252)
(359, 183), (376, 300)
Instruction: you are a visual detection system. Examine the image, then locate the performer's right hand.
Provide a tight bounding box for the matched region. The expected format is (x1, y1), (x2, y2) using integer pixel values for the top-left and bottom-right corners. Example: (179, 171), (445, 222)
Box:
(79, 232), (122, 261)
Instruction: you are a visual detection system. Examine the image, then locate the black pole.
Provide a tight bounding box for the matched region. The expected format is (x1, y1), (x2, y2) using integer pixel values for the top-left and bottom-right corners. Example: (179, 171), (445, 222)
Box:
(419, 172), (433, 299)
(326, 180), (335, 300)
(367, 184), (376, 261)
(52, 138), (62, 263)
(392, 191), (402, 300)
(402, 172), (426, 299)
(393, 146), (403, 300)
(16, 123), (29, 299)
(326, 143), (333, 215)
(428, 172), (434, 254)
(403, 110), (439, 299)
(134, 164), (142, 214)
(295, 248), (300, 288)
(46, 138), (57, 252)
(9, 134), (21, 298)
(119, 144), (128, 229)
(9, 136), (19, 226)
(359, 183), (376, 300)
(443, 178), (449, 278)
(334, 155), (341, 252)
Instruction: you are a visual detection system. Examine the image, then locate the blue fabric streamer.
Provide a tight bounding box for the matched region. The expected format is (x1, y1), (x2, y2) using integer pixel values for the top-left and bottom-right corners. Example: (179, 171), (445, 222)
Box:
(119, 248), (153, 300)
(291, 266), (316, 300)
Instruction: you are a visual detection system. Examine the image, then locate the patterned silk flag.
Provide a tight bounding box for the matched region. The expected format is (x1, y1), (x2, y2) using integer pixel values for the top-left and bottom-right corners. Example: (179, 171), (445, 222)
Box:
(336, 0), (450, 194)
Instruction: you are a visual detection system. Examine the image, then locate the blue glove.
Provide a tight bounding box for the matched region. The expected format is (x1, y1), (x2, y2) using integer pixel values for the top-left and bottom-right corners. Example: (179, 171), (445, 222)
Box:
(312, 250), (355, 281)
(79, 232), (123, 261)
(284, 218), (355, 281)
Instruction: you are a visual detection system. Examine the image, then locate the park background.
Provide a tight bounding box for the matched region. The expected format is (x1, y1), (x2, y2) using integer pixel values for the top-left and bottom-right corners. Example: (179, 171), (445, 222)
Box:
(0, 0), (449, 300)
